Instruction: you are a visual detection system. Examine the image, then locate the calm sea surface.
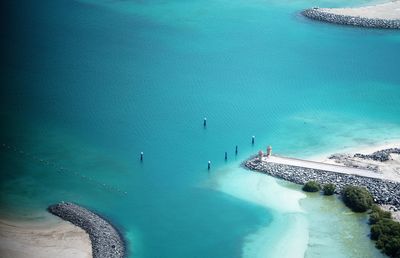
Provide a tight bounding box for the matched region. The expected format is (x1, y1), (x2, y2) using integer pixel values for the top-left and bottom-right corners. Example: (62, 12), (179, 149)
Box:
(1, 0), (399, 257)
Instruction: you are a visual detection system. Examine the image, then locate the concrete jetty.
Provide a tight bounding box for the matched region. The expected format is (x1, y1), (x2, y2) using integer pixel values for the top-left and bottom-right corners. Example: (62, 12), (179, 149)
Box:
(48, 202), (126, 258)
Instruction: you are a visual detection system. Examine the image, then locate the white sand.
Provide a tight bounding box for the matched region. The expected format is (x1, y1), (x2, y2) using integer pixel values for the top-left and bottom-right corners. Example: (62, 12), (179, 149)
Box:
(0, 214), (92, 258)
(319, 1), (400, 20)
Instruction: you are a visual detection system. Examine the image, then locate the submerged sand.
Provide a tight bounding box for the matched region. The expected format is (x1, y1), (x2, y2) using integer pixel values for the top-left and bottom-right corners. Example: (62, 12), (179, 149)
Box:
(0, 215), (92, 258)
(319, 1), (400, 20)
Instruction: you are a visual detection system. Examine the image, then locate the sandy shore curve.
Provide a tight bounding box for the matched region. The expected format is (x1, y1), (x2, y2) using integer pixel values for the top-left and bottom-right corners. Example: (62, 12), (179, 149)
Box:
(0, 216), (92, 258)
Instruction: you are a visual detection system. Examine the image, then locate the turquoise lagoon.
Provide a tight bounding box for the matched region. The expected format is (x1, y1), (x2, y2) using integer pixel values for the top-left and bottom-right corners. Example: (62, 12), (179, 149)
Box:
(1, 0), (400, 257)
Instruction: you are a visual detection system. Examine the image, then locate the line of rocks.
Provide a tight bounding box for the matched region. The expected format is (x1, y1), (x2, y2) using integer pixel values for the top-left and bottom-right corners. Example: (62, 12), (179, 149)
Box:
(302, 8), (400, 29)
(328, 153), (379, 171)
(48, 202), (126, 258)
(353, 148), (400, 162)
(244, 158), (400, 210)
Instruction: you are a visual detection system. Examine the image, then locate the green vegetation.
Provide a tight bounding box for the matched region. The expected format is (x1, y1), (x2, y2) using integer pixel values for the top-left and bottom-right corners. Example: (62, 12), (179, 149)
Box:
(341, 185), (373, 212)
(302, 181), (320, 192)
(369, 205), (392, 225)
(369, 206), (400, 257)
(337, 186), (400, 257)
(322, 183), (336, 195)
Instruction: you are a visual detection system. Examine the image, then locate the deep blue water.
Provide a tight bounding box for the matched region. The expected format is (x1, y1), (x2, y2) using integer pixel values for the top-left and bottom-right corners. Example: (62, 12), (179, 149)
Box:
(1, 0), (399, 257)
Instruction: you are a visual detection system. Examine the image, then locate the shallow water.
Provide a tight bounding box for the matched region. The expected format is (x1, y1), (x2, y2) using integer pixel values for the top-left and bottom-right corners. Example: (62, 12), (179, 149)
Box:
(1, 0), (400, 257)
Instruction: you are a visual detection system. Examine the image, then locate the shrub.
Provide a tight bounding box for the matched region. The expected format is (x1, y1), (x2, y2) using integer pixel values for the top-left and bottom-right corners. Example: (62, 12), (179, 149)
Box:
(379, 237), (400, 258)
(322, 183), (336, 195)
(371, 223), (383, 240)
(302, 181), (321, 192)
(370, 218), (400, 257)
(341, 185), (373, 212)
(369, 205), (392, 225)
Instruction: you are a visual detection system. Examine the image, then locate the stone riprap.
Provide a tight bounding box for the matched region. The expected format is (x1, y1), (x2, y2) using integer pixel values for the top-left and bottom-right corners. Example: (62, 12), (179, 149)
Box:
(302, 8), (400, 29)
(245, 158), (400, 210)
(48, 202), (125, 258)
(353, 148), (400, 162)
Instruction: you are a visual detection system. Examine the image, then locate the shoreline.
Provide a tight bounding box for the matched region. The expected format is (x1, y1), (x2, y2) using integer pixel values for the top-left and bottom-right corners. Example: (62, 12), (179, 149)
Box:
(0, 214), (92, 258)
(302, 1), (400, 29)
(0, 202), (126, 258)
(48, 202), (126, 258)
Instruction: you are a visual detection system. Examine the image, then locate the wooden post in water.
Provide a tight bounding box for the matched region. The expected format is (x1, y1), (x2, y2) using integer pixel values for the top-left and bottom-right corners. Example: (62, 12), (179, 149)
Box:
(140, 152), (144, 162)
(203, 117), (207, 128)
(235, 145), (238, 155)
(225, 152), (228, 160)
(208, 161), (211, 170)
(252, 136), (255, 145)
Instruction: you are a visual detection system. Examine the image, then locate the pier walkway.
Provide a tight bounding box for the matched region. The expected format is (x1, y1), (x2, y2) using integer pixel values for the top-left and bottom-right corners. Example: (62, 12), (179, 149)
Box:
(262, 155), (385, 180)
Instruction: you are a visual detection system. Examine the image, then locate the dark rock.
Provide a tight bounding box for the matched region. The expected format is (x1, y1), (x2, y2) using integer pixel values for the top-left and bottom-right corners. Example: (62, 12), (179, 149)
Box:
(48, 202), (126, 258)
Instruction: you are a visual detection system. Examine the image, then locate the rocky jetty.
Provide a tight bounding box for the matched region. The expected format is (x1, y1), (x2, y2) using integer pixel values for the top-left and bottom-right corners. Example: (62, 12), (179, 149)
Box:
(48, 202), (125, 258)
(302, 8), (400, 29)
(245, 158), (400, 210)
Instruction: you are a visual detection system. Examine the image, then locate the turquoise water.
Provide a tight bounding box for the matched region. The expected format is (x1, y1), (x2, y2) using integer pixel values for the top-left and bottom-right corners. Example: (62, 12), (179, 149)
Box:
(1, 0), (400, 257)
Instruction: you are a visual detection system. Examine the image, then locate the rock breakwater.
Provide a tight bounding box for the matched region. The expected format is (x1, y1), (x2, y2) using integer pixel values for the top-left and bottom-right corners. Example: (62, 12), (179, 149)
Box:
(245, 158), (400, 210)
(48, 202), (125, 258)
(302, 8), (400, 29)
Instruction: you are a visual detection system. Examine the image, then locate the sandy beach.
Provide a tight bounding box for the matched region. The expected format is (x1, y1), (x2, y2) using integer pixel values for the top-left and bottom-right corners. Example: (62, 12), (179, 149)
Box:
(319, 1), (400, 20)
(0, 214), (92, 258)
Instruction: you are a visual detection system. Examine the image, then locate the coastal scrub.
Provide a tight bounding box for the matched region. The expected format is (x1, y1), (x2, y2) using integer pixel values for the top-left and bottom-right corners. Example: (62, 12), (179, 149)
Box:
(369, 205), (400, 257)
(342, 186), (373, 212)
(323, 183), (336, 195)
(302, 181), (321, 192)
